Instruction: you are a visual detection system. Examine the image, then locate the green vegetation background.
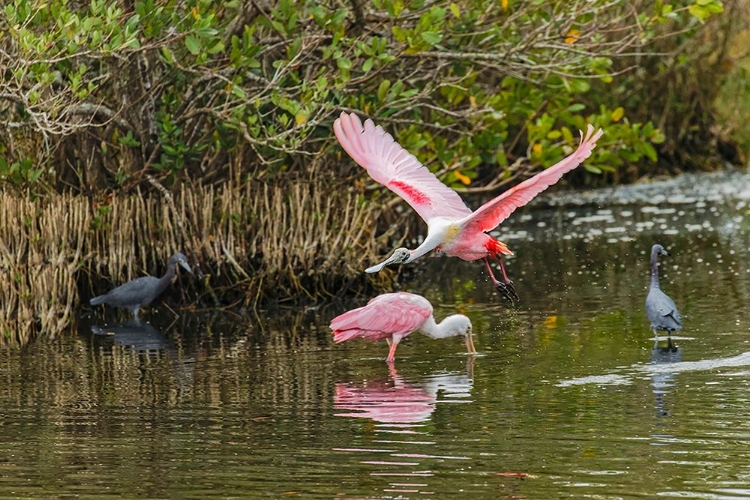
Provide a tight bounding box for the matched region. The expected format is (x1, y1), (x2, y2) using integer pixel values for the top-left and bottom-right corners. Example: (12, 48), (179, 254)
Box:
(1, 0), (746, 192)
(1, 0), (748, 340)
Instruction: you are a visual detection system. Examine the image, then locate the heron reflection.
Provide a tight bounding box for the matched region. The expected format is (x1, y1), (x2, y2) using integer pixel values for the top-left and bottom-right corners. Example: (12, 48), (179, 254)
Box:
(91, 321), (168, 352)
(650, 345), (682, 419)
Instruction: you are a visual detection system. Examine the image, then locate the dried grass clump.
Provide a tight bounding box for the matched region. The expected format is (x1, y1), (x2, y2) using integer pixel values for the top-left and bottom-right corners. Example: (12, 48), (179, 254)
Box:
(0, 192), (89, 344)
(1, 181), (394, 344)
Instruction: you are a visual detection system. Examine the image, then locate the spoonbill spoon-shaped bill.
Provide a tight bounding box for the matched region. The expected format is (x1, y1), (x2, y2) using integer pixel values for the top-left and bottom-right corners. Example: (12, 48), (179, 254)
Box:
(330, 292), (475, 363)
(90, 252), (193, 322)
(645, 244), (682, 349)
(333, 112), (603, 302)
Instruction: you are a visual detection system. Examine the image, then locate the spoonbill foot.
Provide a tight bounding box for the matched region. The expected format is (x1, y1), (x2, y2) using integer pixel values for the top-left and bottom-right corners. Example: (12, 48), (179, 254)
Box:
(484, 257), (519, 304)
(495, 279), (519, 304)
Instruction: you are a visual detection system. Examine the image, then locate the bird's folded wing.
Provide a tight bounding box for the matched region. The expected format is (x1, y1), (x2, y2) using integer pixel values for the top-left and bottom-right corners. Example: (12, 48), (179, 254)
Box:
(459, 124), (603, 233)
(334, 112), (473, 222)
(662, 306), (681, 323)
(330, 293), (432, 336)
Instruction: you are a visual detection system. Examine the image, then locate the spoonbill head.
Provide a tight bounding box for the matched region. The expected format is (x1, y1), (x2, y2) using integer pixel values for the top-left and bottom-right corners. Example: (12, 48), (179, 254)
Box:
(365, 247), (411, 273)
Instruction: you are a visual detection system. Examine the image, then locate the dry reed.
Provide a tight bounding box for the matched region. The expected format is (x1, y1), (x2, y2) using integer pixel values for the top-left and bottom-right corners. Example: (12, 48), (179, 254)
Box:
(0, 181), (395, 344)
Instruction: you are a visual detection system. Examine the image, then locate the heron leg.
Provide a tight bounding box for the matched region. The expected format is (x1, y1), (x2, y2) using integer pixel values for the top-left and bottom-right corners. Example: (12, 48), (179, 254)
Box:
(133, 308), (141, 325)
(652, 326), (659, 349)
(484, 257), (519, 304)
(666, 335), (677, 352)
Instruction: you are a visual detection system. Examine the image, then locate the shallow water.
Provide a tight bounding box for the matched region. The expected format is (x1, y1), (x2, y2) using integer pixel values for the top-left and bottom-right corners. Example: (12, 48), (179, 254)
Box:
(2, 170), (750, 498)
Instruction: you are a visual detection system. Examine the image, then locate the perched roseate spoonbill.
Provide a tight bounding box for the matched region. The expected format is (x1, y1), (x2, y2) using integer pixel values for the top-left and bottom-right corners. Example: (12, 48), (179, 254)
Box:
(333, 112), (603, 302)
(645, 244), (682, 350)
(330, 292), (475, 363)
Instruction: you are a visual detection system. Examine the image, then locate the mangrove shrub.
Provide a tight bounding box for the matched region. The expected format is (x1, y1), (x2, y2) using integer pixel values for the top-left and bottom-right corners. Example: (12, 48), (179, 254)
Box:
(0, 0), (732, 192)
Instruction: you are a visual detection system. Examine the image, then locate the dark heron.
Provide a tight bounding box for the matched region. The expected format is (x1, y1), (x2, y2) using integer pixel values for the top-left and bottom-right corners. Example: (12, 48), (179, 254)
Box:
(90, 252), (193, 322)
(645, 244), (682, 350)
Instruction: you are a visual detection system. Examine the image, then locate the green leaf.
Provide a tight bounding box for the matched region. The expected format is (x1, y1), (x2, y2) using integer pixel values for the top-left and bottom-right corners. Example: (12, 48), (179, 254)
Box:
(208, 40), (224, 54)
(420, 31), (443, 45)
(232, 86), (247, 99)
(185, 35), (200, 55)
(561, 127), (574, 144)
(688, 4), (710, 20)
(567, 79), (590, 93)
(642, 142), (658, 162)
(377, 80), (391, 102)
(392, 26), (408, 43)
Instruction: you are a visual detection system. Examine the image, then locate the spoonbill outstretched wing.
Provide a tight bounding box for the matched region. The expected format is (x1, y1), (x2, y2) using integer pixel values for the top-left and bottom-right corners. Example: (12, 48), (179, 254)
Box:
(334, 112), (603, 302)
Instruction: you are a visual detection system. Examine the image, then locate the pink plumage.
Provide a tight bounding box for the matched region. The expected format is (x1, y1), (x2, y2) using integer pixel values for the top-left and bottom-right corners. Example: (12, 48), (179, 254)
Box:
(330, 292), (474, 363)
(331, 293), (432, 344)
(334, 111), (603, 301)
(333, 113), (472, 221)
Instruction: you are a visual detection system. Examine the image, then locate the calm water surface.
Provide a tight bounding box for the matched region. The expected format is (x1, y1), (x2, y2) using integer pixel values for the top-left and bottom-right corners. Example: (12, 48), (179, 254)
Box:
(2, 171), (750, 498)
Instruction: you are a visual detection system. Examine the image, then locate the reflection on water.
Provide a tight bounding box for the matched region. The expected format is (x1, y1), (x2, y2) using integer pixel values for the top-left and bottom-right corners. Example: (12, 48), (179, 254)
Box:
(92, 321), (169, 351)
(333, 363), (474, 496)
(650, 346), (682, 419)
(558, 350), (750, 388)
(2, 171), (750, 497)
(335, 374), (436, 425)
(334, 362), (474, 425)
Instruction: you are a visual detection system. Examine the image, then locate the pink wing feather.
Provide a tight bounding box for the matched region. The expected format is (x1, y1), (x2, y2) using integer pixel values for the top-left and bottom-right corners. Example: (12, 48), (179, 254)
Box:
(459, 124), (603, 233)
(334, 112), (472, 222)
(330, 293), (433, 343)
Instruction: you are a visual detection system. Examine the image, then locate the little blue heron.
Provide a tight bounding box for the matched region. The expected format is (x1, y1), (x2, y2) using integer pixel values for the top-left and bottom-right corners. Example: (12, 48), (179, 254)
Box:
(645, 244), (682, 350)
(90, 252), (193, 322)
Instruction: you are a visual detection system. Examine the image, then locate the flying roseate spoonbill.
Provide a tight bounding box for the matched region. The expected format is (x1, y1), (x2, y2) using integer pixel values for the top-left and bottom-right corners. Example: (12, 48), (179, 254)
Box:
(645, 244), (682, 350)
(333, 112), (603, 302)
(90, 252), (193, 323)
(330, 292), (475, 363)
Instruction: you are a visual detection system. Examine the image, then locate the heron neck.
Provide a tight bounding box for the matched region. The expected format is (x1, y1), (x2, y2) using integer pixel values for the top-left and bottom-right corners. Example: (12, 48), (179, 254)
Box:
(650, 250), (661, 288)
(159, 257), (178, 289)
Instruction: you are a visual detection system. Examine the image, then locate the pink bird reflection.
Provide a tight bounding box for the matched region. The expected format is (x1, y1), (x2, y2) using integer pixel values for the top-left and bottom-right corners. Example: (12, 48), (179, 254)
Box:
(335, 379), (435, 424)
(334, 364), (473, 425)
